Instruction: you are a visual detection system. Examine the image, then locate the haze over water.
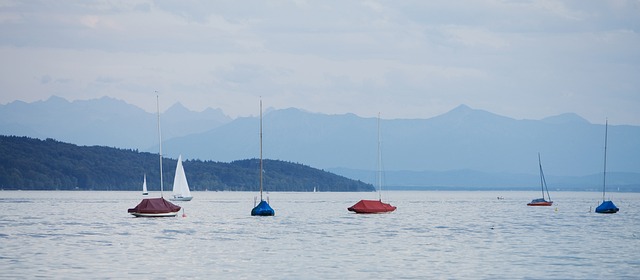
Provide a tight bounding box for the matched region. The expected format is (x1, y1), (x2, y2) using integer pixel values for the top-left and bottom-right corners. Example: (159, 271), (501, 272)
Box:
(1, 191), (638, 279)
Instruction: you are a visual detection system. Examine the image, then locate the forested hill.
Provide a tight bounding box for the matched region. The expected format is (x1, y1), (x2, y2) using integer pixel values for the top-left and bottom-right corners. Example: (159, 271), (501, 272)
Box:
(0, 135), (374, 192)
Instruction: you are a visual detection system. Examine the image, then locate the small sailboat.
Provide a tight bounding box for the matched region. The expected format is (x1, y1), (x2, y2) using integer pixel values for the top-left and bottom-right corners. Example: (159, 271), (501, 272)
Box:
(527, 153), (553, 206)
(142, 174), (148, 196)
(595, 120), (619, 214)
(251, 99), (275, 216)
(348, 113), (396, 214)
(170, 155), (193, 201)
(128, 95), (181, 217)
(128, 197), (181, 217)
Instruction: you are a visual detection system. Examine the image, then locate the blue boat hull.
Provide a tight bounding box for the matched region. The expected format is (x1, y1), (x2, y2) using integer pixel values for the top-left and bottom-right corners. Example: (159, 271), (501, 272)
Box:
(251, 200), (275, 216)
(595, 200), (619, 214)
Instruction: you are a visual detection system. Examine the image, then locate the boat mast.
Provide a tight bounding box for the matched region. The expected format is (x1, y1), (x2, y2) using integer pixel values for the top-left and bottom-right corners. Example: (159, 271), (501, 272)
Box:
(538, 153), (544, 199)
(259, 99), (264, 201)
(377, 113), (382, 201)
(538, 153), (551, 201)
(602, 119), (608, 202)
(157, 94), (164, 198)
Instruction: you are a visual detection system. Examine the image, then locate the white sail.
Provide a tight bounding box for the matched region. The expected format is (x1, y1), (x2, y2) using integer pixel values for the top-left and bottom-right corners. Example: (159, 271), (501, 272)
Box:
(171, 155), (192, 201)
(142, 174), (148, 195)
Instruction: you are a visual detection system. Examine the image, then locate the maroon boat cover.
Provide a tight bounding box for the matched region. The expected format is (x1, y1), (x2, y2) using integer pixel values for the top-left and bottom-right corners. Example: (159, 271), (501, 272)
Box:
(128, 197), (181, 214)
(348, 199), (396, 214)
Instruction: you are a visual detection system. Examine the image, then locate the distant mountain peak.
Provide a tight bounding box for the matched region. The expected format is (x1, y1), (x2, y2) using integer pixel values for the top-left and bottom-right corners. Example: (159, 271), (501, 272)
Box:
(436, 104), (510, 123)
(264, 107), (309, 118)
(279, 107), (306, 113)
(452, 104), (473, 112)
(202, 107), (230, 119)
(166, 102), (190, 113)
(542, 113), (590, 125)
(445, 104), (483, 117)
(44, 95), (70, 105)
(96, 96), (117, 101)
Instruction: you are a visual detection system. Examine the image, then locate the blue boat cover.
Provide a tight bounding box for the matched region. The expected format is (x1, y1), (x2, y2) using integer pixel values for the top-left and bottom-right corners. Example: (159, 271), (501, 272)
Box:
(595, 200), (619, 214)
(529, 198), (547, 203)
(251, 200), (275, 216)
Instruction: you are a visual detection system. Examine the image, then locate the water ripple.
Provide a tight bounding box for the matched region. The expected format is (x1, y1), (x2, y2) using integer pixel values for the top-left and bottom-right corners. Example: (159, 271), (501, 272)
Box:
(0, 191), (638, 279)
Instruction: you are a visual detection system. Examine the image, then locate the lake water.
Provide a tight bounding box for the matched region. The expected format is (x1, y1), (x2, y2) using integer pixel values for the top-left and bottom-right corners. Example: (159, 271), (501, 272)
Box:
(1, 191), (639, 279)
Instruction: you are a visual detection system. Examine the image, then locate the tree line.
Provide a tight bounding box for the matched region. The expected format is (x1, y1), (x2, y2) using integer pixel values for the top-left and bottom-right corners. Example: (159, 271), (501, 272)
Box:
(0, 135), (374, 192)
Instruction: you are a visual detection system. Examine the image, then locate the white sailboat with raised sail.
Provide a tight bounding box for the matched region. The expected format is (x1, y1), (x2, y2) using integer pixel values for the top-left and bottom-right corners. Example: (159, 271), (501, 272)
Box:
(142, 174), (148, 196)
(595, 119), (619, 214)
(170, 154), (193, 201)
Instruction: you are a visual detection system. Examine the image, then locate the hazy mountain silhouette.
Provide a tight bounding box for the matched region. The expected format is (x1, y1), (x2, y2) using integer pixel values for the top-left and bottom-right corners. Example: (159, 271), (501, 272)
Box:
(162, 105), (639, 178)
(0, 96), (231, 150)
(328, 167), (640, 191)
(2, 96), (639, 189)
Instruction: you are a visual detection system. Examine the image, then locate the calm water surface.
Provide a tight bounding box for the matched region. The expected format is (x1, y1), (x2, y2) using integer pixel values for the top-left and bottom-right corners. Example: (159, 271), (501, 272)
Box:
(1, 191), (639, 279)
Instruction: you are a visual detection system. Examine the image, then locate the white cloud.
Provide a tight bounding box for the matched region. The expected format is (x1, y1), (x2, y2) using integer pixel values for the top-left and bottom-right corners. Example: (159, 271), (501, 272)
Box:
(442, 25), (511, 49)
(0, 0), (638, 125)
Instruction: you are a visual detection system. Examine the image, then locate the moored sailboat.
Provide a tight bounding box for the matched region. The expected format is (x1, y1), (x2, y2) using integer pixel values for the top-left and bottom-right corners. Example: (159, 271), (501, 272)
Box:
(170, 154), (193, 201)
(348, 113), (396, 214)
(527, 153), (553, 206)
(251, 99), (275, 216)
(595, 120), (619, 214)
(128, 197), (181, 217)
(128, 95), (181, 217)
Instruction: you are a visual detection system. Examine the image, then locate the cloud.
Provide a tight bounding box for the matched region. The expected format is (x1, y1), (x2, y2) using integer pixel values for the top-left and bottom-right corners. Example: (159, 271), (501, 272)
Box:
(40, 75), (51, 84)
(0, 0), (638, 125)
(442, 26), (511, 49)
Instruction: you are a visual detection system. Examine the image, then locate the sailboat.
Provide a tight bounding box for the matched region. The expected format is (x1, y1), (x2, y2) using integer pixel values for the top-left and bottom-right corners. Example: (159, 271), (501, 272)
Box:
(348, 113), (396, 214)
(128, 95), (181, 217)
(142, 174), (148, 196)
(170, 155), (193, 201)
(251, 99), (275, 216)
(527, 153), (553, 206)
(595, 119), (619, 214)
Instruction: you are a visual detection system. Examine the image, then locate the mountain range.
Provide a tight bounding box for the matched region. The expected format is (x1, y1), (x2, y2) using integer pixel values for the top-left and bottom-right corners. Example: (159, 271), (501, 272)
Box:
(0, 96), (230, 150)
(2, 96), (639, 190)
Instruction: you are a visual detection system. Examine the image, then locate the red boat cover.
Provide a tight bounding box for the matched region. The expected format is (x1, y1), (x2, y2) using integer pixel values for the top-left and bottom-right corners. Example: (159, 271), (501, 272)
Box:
(128, 197), (181, 214)
(348, 199), (396, 214)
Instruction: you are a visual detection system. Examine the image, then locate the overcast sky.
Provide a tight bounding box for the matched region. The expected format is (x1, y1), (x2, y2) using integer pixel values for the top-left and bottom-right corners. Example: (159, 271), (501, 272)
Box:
(1, 1), (639, 125)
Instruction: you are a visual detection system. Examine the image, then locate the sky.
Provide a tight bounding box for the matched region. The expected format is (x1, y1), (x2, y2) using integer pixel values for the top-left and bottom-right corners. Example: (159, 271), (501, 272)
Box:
(1, 0), (639, 125)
